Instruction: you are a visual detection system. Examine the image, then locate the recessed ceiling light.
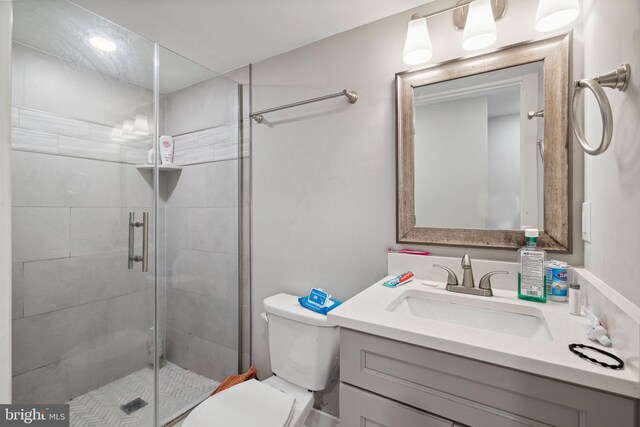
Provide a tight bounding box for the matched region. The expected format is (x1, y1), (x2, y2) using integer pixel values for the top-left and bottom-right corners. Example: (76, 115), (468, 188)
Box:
(89, 36), (116, 52)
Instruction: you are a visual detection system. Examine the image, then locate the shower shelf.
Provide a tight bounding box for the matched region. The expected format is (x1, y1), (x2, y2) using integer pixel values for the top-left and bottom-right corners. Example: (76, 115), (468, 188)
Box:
(136, 164), (182, 172)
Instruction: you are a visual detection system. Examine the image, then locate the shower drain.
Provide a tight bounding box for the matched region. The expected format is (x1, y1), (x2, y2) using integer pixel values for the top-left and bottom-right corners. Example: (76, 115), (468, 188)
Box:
(120, 397), (148, 415)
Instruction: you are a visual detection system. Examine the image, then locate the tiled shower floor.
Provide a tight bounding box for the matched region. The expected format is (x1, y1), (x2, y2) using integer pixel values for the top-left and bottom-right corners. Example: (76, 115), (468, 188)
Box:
(68, 362), (219, 427)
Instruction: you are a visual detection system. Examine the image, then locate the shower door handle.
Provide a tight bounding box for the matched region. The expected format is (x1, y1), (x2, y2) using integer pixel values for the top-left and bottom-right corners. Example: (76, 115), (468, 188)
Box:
(141, 212), (149, 272)
(128, 211), (149, 272)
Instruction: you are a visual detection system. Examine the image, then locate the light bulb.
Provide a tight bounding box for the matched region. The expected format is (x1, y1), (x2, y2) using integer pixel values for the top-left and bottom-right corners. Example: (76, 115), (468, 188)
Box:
(462, 0), (497, 51)
(535, 0), (579, 32)
(403, 18), (433, 65)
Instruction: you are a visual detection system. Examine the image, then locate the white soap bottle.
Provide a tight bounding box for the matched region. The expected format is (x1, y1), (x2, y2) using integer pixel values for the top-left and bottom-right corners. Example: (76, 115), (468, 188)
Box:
(518, 228), (546, 303)
(158, 135), (174, 165)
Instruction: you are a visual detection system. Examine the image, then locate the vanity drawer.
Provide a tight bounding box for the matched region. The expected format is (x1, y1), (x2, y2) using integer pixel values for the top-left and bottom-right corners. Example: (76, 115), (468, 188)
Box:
(340, 329), (636, 427)
(340, 382), (454, 427)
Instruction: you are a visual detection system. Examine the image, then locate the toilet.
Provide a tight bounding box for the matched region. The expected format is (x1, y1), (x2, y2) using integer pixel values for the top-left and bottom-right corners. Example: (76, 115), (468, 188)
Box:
(182, 293), (340, 427)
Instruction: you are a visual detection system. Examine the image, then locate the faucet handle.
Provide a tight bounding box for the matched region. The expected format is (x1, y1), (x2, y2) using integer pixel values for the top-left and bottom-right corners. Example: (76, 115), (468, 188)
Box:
(433, 264), (459, 287)
(478, 271), (509, 291)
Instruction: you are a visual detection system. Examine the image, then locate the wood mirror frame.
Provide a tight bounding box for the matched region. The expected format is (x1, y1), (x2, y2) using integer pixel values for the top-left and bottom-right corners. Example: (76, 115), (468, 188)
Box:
(396, 34), (571, 252)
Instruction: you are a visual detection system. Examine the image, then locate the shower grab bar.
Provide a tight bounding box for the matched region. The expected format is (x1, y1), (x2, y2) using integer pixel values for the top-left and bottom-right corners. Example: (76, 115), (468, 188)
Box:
(128, 212), (149, 272)
(250, 89), (358, 123)
(571, 64), (630, 156)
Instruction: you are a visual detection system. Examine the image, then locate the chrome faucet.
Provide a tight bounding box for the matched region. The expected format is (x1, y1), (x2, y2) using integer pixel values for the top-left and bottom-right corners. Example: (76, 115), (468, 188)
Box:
(434, 255), (508, 297)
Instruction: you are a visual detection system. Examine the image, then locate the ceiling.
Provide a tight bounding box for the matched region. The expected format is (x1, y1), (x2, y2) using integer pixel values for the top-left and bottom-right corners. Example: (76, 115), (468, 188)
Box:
(12, 0), (221, 93)
(70, 0), (435, 74)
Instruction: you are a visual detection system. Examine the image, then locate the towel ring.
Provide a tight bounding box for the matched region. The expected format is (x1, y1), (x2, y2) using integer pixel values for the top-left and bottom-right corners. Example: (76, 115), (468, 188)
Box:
(571, 64), (630, 156)
(572, 79), (613, 155)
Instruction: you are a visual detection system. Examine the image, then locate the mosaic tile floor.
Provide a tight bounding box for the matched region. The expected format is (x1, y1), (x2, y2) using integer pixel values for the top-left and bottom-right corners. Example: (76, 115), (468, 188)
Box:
(68, 362), (219, 427)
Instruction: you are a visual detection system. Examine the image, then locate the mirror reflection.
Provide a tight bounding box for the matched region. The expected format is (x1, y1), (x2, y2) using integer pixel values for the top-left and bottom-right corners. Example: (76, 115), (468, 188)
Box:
(413, 61), (544, 230)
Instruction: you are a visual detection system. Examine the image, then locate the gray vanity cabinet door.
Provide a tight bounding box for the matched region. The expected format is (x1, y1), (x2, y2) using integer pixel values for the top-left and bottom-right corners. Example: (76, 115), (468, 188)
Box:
(340, 383), (454, 427)
(340, 329), (636, 427)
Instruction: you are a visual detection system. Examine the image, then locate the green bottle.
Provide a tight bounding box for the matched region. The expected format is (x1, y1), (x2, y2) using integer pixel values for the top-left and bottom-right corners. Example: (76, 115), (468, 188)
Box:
(518, 229), (546, 302)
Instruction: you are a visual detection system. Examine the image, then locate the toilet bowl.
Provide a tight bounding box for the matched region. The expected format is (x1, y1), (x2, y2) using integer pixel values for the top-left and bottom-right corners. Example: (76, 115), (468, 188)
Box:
(182, 293), (340, 427)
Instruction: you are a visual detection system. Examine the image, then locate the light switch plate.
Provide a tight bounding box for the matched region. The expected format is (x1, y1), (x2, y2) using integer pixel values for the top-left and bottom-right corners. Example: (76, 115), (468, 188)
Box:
(582, 202), (591, 242)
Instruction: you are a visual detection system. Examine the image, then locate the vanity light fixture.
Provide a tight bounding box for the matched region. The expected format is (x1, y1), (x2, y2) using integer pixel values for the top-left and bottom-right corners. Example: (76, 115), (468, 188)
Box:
(535, 0), (579, 32)
(132, 115), (150, 136)
(403, 18), (433, 65)
(114, 115), (150, 141)
(122, 119), (137, 140)
(89, 36), (116, 52)
(462, 0), (498, 51)
(403, 0), (506, 66)
(110, 123), (126, 142)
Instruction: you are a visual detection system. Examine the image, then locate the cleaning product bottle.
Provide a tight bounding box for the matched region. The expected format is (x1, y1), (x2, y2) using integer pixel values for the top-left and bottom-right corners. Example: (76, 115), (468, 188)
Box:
(518, 228), (546, 302)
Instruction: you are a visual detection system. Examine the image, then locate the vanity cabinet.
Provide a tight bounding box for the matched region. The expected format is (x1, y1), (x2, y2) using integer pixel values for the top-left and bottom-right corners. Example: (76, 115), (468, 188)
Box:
(339, 329), (637, 427)
(341, 383), (455, 427)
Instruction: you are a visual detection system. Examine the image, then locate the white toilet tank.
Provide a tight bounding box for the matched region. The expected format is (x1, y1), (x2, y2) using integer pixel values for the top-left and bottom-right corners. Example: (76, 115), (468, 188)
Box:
(263, 294), (340, 391)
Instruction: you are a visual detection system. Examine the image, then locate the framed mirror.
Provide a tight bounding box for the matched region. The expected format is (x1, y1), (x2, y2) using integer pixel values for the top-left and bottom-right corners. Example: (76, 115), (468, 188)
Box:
(396, 34), (571, 252)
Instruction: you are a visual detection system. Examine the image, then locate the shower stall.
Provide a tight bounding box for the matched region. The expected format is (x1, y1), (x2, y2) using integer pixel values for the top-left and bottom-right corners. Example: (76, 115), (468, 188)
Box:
(9, 1), (248, 425)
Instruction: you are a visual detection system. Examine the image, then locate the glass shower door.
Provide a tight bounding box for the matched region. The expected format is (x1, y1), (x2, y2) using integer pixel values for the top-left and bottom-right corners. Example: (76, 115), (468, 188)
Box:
(11, 1), (158, 425)
(11, 2), (243, 426)
(155, 46), (243, 425)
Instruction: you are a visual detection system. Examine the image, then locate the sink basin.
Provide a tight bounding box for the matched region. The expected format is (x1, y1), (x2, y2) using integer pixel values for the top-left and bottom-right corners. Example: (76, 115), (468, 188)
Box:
(386, 290), (553, 341)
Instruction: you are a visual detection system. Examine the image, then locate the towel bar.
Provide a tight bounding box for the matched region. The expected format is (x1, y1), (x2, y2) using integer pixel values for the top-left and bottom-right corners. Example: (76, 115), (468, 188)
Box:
(251, 89), (358, 124)
(571, 64), (630, 156)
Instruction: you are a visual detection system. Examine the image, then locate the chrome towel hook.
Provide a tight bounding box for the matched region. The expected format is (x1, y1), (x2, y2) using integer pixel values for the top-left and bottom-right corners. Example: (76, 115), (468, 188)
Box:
(572, 64), (631, 156)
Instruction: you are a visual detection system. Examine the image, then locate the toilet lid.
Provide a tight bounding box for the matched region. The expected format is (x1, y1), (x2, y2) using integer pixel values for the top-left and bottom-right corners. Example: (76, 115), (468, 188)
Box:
(183, 379), (295, 427)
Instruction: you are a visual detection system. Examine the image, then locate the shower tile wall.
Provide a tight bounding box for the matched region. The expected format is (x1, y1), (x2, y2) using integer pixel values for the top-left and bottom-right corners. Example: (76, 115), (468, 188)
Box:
(11, 43), (156, 403)
(163, 74), (245, 382)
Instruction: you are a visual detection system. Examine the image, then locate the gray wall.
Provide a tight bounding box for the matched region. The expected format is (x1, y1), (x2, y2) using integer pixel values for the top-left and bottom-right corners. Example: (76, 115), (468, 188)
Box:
(162, 71), (247, 382)
(582, 0), (640, 307)
(251, 0), (584, 416)
(11, 43), (156, 403)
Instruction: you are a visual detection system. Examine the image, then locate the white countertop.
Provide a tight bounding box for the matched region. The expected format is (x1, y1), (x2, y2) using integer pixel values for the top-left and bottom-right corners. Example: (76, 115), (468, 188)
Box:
(328, 276), (640, 399)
